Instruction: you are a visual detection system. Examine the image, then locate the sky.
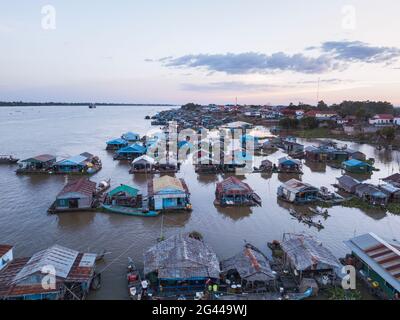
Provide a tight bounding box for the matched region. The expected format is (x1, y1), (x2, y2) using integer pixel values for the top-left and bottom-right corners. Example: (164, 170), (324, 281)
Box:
(0, 0), (400, 105)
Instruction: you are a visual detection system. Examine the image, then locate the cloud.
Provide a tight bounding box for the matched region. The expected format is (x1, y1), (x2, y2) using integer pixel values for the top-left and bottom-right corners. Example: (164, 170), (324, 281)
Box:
(162, 52), (336, 74)
(181, 81), (287, 92)
(158, 40), (400, 75)
(320, 41), (400, 64)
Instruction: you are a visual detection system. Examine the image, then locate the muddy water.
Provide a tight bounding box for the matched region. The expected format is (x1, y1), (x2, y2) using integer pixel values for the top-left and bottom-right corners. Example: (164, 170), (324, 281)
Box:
(1, 105), (400, 299)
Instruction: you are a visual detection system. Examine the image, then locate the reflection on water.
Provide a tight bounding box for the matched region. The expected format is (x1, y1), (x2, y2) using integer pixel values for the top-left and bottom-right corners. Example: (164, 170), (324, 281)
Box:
(1, 105), (400, 299)
(304, 160), (327, 173)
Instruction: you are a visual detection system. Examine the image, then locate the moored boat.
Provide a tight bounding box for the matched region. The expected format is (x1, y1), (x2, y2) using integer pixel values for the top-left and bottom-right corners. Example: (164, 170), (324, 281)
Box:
(0, 155), (19, 164)
(101, 204), (159, 217)
(127, 258), (143, 300)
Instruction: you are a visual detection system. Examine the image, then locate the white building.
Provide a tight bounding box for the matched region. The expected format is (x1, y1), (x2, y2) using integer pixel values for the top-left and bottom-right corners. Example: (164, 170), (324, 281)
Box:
(0, 245), (13, 271)
(369, 114), (394, 126)
(394, 117), (400, 126)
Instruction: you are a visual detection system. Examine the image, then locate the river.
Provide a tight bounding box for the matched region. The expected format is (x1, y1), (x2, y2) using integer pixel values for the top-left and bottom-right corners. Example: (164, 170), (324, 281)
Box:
(1, 105), (400, 299)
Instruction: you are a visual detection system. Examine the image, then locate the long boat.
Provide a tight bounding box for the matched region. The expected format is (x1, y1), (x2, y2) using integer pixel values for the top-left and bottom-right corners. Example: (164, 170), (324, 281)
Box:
(0, 155), (19, 164)
(101, 204), (159, 217)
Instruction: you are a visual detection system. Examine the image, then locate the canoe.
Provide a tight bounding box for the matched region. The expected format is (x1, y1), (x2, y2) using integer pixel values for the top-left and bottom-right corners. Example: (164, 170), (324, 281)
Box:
(102, 204), (159, 217)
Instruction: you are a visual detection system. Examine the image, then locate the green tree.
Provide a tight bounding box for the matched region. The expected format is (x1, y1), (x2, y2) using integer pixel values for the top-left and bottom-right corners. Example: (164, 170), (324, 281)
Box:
(300, 117), (319, 130)
(279, 118), (299, 129)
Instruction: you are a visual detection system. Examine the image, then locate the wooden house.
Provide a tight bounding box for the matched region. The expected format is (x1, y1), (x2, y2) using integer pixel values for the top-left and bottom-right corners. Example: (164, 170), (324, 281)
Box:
(336, 175), (361, 193)
(215, 176), (261, 207)
(106, 138), (128, 151)
(354, 184), (388, 206)
(104, 185), (142, 208)
(278, 157), (302, 174)
(277, 179), (319, 204)
(342, 159), (373, 174)
(121, 132), (141, 143)
(114, 144), (146, 160)
(148, 176), (191, 211)
(130, 155), (156, 174)
(52, 178), (97, 213)
(17, 154), (57, 173)
(54, 153), (101, 175)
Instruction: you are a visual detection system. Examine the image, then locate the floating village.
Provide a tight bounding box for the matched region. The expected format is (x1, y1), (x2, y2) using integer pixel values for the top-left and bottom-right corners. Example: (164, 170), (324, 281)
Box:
(2, 102), (400, 301)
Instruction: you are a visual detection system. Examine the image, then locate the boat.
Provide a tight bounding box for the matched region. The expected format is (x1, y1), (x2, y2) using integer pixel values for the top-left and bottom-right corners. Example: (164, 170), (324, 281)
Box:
(0, 155), (19, 164)
(289, 208), (302, 220)
(285, 288), (313, 300)
(96, 179), (111, 194)
(89, 103), (97, 109)
(101, 204), (159, 217)
(91, 272), (102, 290)
(302, 217), (324, 230)
(309, 207), (330, 218)
(127, 258), (143, 300)
(95, 249), (111, 262)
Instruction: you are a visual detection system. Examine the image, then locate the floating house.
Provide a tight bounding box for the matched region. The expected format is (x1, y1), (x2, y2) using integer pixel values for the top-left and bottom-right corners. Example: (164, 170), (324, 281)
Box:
(0, 245), (97, 300)
(130, 155), (156, 174)
(281, 233), (340, 280)
(215, 176), (261, 207)
(114, 144), (147, 160)
(51, 178), (97, 213)
(305, 146), (348, 162)
(336, 175), (361, 193)
(0, 245), (13, 272)
(148, 176), (191, 211)
(54, 153), (101, 175)
(383, 173), (400, 188)
(157, 158), (180, 173)
(354, 184), (389, 206)
(121, 132), (141, 143)
(257, 159), (274, 172)
(278, 157), (302, 174)
(379, 184), (400, 202)
(143, 233), (220, 295)
(17, 154), (57, 173)
(106, 138), (128, 151)
(344, 233), (400, 299)
(221, 244), (275, 292)
(282, 141), (304, 157)
(104, 184), (142, 208)
(277, 179), (319, 204)
(345, 148), (367, 161)
(342, 159), (373, 174)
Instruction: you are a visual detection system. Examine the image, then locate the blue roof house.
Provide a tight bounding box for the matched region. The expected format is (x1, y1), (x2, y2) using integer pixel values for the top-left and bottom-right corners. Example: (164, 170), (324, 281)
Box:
(106, 138), (128, 150)
(121, 132), (141, 143)
(342, 159), (373, 174)
(114, 144), (147, 160)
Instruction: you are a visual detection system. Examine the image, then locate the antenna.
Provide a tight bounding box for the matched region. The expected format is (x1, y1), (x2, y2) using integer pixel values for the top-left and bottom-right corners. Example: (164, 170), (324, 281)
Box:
(317, 78), (321, 105)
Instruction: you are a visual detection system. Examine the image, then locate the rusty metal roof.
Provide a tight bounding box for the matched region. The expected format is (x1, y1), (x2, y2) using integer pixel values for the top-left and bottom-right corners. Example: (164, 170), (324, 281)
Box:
(57, 178), (97, 198)
(0, 245), (13, 257)
(216, 176), (254, 196)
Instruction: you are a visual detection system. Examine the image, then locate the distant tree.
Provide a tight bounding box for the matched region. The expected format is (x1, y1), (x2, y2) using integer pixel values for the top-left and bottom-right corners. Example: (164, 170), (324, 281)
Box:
(378, 127), (396, 142)
(300, 117), (319, 130)
(279, 118), (299, 129)
(317, 100), (329, 110)
(181, 103), (202, 111)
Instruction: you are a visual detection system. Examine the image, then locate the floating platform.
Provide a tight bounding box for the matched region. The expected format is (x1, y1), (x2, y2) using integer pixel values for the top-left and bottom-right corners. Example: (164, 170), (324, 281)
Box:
(101, 204), (159, 217)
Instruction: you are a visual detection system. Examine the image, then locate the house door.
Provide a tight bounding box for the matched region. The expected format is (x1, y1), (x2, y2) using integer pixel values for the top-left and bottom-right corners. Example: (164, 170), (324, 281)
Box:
(69, 199), (79, 209)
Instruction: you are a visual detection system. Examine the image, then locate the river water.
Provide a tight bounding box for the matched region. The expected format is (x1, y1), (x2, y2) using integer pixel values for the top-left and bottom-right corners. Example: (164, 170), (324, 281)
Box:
(1, 105), (400, 300)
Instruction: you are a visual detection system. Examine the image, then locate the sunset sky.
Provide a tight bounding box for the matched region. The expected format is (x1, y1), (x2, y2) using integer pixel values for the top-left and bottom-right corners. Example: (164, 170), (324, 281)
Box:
(1, 0), (400, 105)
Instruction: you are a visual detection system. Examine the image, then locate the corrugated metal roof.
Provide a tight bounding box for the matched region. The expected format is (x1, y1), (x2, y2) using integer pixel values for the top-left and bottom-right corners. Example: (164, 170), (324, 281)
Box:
(281, 233), (340, 271)
(216, 176), (253, 195)
(57, 178), (97, 198)
(344, 233), (400, 292)
(108, 184), (140, 197)
(144, 233), (220, 280)
(152, 176), (187, 194)
(280, 179), (317, 194)
(13, 245), (79, 282)
(22, 154), (56, 163)
(57, 155), (87, 166)
(0, 245), (13, 257)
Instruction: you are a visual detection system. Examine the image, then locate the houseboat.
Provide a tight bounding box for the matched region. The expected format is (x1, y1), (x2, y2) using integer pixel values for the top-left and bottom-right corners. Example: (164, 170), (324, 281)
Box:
(53, 153), (102, 175)
(254, 159), (274, 173)
(344, 233), (400, 300)
(336, 175), (361, 193)
(383, 173), (400, 188)
(215, 176), (261, 207)
(277, 179), (319, 204)
(354, 184), (388, 207)
(379, 184), (400, 202)
(113, 144), (146, 161)
(48, 178), (97, 213)
(0, 245), (98, 300)
(345, 148), (367, 161)
(282, 141), (304, 158)
(277, 157), (303, 174)
(280, 233), (340, 284)
(130, 155), (156, 174)
(342, 159), (373, 174)
(221, 244), (275, 293)
(102, 184), (157, 217)
(121, 132), (141, 143)
(148, 176), (191, 212)
(106, 138), (129, 151)
(16, 154), (57, 174)
(143, 233), (220, 298)
(305, 146), (348, 163)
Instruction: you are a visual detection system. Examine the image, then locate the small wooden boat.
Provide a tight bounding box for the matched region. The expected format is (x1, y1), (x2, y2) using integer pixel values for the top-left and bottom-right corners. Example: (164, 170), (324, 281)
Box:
(0, 155), (19, 164)
(102, 204), (159, 217)
(127, 258), (142, 300)
(91, 272), (102, 290)
(309, 207), (330, 217)
(95, 249), (112, 262)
